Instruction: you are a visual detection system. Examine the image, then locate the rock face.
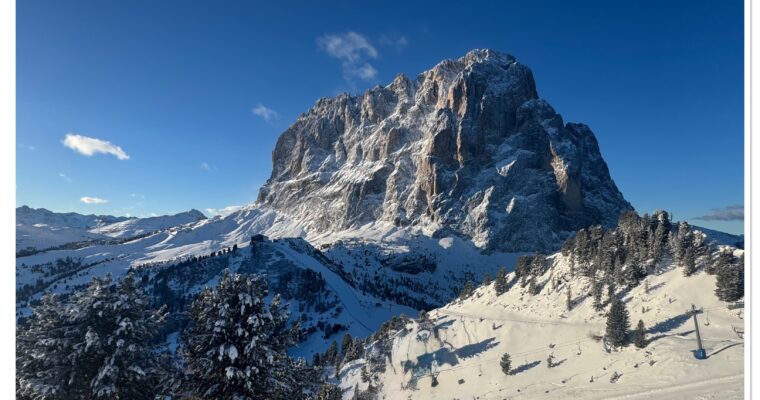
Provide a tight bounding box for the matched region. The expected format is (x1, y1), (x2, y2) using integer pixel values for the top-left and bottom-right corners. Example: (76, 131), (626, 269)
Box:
(257, 49), (632, 252)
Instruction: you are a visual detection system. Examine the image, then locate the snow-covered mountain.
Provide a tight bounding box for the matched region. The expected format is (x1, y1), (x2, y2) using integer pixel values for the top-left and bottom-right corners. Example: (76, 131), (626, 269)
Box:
(89, 209), (206, 238)
(335, 213), (745, 399)
(15, 206), (206, 253)
(16, 206), (129, 252)
(14, 50), (744, 388)
(257, 49), (632, 252)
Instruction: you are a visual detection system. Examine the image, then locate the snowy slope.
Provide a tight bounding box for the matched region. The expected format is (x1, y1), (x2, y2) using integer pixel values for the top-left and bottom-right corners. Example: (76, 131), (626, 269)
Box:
(15, 206), (206, 253)
(16, 206), (127, 252)
(15, 227), (417, 356)
(337, 251), (744, 400)
(89, 209), (206, 238)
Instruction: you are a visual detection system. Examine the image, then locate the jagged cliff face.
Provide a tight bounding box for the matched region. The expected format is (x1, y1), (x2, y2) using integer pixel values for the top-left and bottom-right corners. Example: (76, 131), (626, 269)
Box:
(257, 49), (631, 252)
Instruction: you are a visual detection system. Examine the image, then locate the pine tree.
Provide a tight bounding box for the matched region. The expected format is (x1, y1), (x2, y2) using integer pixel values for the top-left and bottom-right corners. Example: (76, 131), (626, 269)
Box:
(566, 287), (573, 311)
(180, 270), (316, 399)
(634, 319), (647, 348)
(681, 247), (697, 277)
(494, 267), (508, 295)
(592, 278), (604, 311)
(341, 332), (354, 358)
(606, 297), (630, 347)
(325, 340), (339, 365)
(17, 274), (172, 400)
(360, 365), (371, 382)
(708, 250), (735, 275)
(500, 353), (511, 375)
(715, 261), (744, 302)
(528, 275), (540, 295)
(623, 262), (646, 289)
(315, 383), (342, 400)
(482, 272), (492, 286)
(607, 281), (616, 305)
(459, 280), (474, 300)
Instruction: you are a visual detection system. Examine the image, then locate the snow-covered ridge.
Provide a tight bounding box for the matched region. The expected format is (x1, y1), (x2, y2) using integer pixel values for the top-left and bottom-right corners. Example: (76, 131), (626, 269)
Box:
(89, 209), (206, 238)
(15, 206), (206, 252)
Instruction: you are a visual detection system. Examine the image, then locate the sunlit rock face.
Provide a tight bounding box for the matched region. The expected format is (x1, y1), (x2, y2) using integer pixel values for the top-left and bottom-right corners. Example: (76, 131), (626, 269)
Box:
(257, 49), (631, 252)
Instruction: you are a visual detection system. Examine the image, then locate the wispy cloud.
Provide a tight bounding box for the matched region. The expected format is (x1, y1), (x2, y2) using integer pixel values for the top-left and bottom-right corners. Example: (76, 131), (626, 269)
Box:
(318, 31), (379, 85)
(251, 104), (278, 122)
(201, 162), (212, 171)
(80, 196), (108, 204)
(63, 133), (130, 160)
(695, 204), (744, 221)
(18, 144), (36, 151)
(58, 173), (72, 182)
(205, 205), (244, 217)
(378, 33), (409, 52)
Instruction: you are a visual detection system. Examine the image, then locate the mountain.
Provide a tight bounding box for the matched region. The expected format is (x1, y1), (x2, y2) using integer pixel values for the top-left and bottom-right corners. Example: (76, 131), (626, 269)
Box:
(14, 50), (744, 367)
(257, 49), (632, 252)
(16, 206), (129, 252)
(89, 209), (206, 238)
(336, 212), (745, 399)
(15, 206), (206, 253)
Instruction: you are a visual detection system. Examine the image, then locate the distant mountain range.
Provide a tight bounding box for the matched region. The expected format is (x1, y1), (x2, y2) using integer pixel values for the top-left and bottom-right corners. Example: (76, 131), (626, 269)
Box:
(15, 206), (206, 253)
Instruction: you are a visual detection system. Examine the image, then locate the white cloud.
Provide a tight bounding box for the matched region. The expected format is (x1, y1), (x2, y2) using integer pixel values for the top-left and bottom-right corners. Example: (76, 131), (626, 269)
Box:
(251, 104), (278, 122)
(59, 173), (72, 182)
(80, 196), (108, 204)
(63, 133), (130, 160)
(318, 32), (379, 83)
(201, 162), (211, 171)
(205, 205), (244, 217)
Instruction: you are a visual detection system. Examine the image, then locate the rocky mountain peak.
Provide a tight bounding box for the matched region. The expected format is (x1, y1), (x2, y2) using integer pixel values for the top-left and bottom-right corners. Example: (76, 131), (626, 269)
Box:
(256, 50), (632, 252)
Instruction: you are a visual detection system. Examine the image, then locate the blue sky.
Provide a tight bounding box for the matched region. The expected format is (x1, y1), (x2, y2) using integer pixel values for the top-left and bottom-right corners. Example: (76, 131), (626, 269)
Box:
(16, 0), (744, 234)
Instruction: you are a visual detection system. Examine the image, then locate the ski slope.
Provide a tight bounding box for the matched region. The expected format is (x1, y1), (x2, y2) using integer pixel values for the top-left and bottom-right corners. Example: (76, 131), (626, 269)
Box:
(338, 253), (745, 399)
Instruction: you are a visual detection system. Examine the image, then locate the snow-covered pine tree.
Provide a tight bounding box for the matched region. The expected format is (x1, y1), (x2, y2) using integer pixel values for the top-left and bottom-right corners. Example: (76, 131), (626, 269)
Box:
(606, 297), (630, 347)
(528, 275), (540, 295)
(180, 270), (317, 399)
(500, 353), (511, 375)
(681, 247), (697, 277)
(16, 274), (172, 400)
(622, 262), (646, 289)
(341, 332), (353, 358)
(515, 256), (531, 287)
(315, 383), (342, 400)
(607, 281), (616, 305)
(566, 287), (573, 311)
(715, 258), (744, 302)
(708, 250), (736, 275)
(494, 267), (508, 295)
(592, 278), (604, 311)
(325, 340), (339, 365)
(634, 319), (647, 348)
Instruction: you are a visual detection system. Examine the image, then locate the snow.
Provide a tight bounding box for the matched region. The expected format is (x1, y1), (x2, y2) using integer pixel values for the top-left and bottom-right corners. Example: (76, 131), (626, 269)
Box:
(337, 254), (744, 399)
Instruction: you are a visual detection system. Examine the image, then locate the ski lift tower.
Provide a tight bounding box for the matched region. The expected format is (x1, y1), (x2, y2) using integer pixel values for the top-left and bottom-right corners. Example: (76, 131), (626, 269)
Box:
(687, 304), (706, 360)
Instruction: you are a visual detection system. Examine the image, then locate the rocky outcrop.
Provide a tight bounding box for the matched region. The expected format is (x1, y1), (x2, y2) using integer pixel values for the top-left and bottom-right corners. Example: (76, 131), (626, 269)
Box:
(256, 49), (632, 252)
